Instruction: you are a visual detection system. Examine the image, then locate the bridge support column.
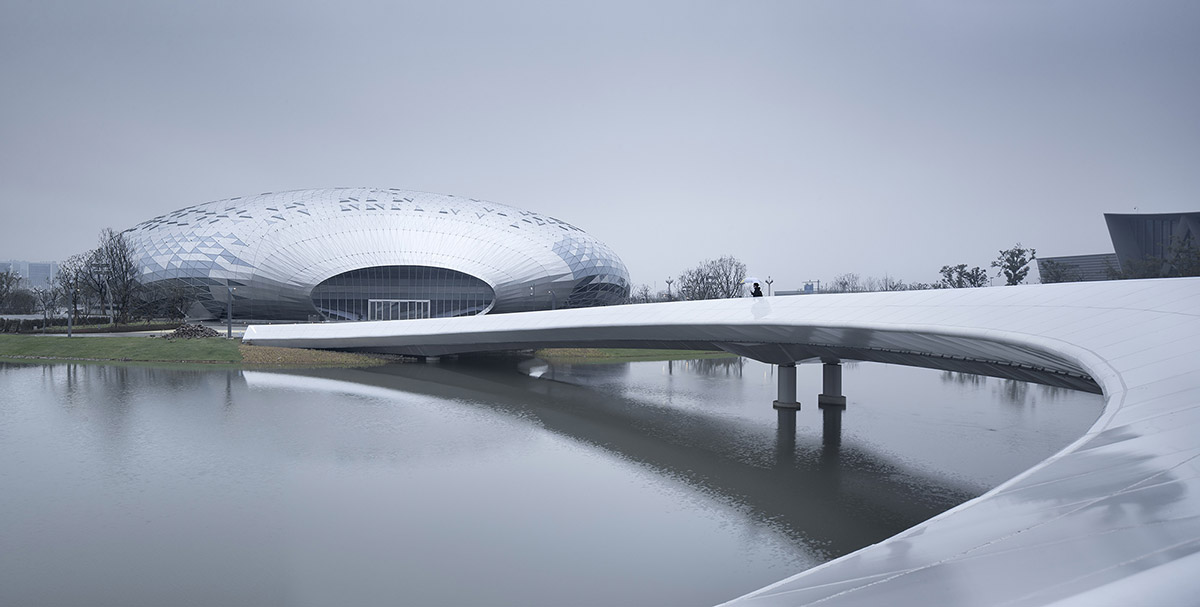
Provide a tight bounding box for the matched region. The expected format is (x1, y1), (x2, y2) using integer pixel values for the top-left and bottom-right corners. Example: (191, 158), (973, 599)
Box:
(822, 406), (843, 452)
(776, 408), (797, 462)
(773, 363), (800, 410)
(818, 360), (847, 408)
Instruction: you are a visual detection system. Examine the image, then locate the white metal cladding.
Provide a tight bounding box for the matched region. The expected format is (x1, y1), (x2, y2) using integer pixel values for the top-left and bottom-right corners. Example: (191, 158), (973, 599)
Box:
(124, 188), (630, 319)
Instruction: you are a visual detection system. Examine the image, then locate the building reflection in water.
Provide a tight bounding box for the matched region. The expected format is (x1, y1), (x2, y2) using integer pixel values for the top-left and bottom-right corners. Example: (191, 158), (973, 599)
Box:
(775, 408), (796, 463)
(941, 370), (1080, 407)
(822, 407), (842, 454)
(291, 355), (983, 559)
(1, 357), (1098, 566)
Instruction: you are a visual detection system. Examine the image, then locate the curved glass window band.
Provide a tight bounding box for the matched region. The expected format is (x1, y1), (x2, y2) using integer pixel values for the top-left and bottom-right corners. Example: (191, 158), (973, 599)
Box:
(310, 265), (495, 321)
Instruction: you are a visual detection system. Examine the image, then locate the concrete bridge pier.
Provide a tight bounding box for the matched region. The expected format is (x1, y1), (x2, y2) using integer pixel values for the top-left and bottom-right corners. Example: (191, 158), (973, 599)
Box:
(773, 362), (800, 410)
(776, 408), (797, 463)
(818, 359), (847, 409)
(822, 406), (843, 453)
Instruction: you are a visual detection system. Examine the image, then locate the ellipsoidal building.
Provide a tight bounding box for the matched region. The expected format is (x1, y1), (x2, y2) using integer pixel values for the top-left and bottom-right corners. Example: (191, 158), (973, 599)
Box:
(125, 188), (631, 321)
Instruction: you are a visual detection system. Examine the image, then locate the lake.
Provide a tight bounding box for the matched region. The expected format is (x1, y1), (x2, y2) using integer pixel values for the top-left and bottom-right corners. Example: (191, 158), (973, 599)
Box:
(0, 355), (1103, 606)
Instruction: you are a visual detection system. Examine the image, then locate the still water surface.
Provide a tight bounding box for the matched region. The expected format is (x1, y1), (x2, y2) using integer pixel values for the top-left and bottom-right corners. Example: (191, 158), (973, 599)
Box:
(0, 357), (1102, 606)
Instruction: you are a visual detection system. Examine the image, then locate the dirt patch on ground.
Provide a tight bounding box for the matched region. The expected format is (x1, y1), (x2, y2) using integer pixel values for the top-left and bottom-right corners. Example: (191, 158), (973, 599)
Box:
(164, 324), (222, 339)
(238, 344), (391, 367)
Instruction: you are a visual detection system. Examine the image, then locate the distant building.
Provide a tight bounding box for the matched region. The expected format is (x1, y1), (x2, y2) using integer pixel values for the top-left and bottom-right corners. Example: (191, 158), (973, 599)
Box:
(24, 262), (58, 288)
(1038, 212), (1198, 282)
(1105, 212), (1199, 271)
(1, 260), (59, 288)
(775, 282), (819, 296)
(1035, 253), (1119, 283)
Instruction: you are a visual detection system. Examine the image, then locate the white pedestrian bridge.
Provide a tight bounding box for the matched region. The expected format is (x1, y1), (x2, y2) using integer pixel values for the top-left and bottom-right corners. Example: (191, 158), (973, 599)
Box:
(244, 277), (1200, 606)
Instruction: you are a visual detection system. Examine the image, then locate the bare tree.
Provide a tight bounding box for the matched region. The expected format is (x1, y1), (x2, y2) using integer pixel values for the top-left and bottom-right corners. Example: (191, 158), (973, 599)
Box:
(627, 283), (656, 304)
(80, 248), (111, 321)
(31, 282), (62, 328)
(156, 281), (200, 320)
(134, 282), (178, 320)
(705, 255), (747, 299)
(677, 256), (747, 300)
(0, 269), (20, 311)
(858, 275), (901, 292)
(825, 273), (865, 293)
(100, 228), (141, 322)
(55, 253), (88, 321)
(818, 273), (930, 293)
(79, 228), (142, 323)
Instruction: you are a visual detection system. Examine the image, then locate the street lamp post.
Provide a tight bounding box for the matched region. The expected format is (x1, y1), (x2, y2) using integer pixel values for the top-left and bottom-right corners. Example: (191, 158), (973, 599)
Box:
(765, 276), (774, 297)
(103, 279), (114, 326)
(89, 260), (115, 326)
(226, 286), (237, 339)
(67, 288), (77, 337)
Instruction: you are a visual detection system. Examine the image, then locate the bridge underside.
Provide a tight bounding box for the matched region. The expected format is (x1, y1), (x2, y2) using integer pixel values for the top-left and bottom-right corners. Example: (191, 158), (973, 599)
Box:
(250, 324), (1101, 394)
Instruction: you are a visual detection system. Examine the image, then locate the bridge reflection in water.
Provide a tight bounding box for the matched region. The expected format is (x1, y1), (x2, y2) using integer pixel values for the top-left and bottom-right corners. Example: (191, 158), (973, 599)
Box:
(245, 278), (1200, 606)
(261, 357), (1020, 561)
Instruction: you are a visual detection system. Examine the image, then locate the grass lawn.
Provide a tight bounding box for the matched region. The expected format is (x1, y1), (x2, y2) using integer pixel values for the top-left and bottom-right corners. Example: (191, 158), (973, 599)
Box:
(534, 347), (736, 363)
(0, 334), (385, 368)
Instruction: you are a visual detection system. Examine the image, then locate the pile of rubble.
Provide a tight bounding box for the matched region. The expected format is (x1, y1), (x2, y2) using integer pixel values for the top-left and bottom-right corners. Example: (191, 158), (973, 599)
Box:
(165, 324), (223, 339)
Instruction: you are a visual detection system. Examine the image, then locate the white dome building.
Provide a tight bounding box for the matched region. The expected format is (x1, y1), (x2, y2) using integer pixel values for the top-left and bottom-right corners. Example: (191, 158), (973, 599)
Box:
(125, 188), (630, 321)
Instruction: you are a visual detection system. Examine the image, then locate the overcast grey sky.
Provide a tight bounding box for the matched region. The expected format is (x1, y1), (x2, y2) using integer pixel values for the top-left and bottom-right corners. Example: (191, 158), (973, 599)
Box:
(2, 0), (1197, 290)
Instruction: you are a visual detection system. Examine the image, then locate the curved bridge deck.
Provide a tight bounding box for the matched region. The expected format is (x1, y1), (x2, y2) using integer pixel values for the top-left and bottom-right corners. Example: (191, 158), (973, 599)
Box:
(244, 278), (1200, 606)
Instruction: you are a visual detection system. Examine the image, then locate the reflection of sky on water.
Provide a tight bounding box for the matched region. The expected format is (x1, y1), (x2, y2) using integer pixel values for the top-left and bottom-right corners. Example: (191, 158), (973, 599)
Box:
(1, 362), (809, 606)
(544, 358), (1103, 490)
(0, 358), (1103, 607)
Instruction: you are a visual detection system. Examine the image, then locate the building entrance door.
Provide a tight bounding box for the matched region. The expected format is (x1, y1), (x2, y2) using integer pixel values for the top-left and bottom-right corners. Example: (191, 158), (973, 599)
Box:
(367, 299), (431, 320)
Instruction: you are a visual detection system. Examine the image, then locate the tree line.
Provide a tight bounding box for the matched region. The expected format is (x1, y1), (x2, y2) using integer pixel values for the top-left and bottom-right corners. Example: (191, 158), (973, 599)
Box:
(820, 243), (1038, 293)
(785, 238), (1195, 293)
(626, 255), (749, 303)
(0, 228), (154, 326)
(623, 244), (1042, 302)
(624, 236), (1198, 301)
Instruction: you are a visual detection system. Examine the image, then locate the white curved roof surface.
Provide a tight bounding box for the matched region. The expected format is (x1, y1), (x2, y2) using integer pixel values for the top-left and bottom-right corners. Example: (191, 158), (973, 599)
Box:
(244, 277), (1200, 606)
(125, 188), (629, 318)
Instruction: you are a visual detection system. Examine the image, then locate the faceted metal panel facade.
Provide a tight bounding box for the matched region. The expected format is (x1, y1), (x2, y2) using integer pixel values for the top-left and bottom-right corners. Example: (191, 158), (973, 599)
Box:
(125, 188), (630, 320)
